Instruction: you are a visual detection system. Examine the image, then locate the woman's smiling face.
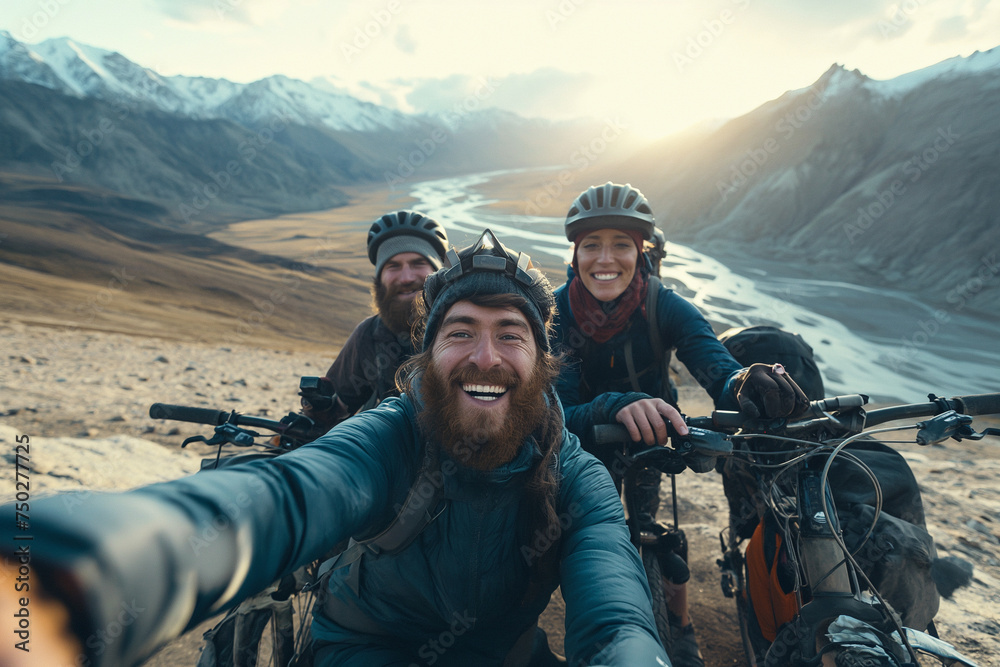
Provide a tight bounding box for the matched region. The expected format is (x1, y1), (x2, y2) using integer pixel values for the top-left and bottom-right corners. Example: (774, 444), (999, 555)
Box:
(576, 229), (639, 302)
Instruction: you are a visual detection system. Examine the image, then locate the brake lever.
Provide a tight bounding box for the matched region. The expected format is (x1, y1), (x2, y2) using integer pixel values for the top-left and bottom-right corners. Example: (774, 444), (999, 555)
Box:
(953, 424), (1000, 442)
(182, 423), (259, 448)
(672, 426), (733, 458)
(915, 411), (973, 446)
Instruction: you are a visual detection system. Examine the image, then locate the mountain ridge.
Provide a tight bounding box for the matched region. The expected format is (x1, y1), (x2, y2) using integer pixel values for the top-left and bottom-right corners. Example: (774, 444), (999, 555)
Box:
(605, 45), (1000, 316)
(0, 31), (636, 228)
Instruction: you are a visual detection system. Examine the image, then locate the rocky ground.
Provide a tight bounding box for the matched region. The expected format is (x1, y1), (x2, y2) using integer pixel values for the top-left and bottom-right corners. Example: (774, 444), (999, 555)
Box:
(2, 319), (999, 666)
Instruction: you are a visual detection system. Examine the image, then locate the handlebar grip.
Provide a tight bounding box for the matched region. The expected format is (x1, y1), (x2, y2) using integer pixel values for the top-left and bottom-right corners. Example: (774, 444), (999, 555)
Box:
(710, 411), (746, 429)
(954, 393), (1000, 416)
(149, 403), (228, 425)
(592, 423), (631, 445)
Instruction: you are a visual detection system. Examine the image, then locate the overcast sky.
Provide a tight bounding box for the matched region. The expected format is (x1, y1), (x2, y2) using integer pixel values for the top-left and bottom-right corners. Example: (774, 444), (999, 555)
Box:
(5, 0), (999, 138)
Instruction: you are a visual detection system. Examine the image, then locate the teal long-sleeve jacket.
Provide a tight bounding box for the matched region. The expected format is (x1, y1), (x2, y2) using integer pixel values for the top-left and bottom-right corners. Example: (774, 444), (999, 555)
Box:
(2, 392), (670, 666)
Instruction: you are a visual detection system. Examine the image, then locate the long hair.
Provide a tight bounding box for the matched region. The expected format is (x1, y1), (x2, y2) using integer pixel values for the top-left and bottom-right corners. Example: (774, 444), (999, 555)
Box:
(399, 292), (565, 598)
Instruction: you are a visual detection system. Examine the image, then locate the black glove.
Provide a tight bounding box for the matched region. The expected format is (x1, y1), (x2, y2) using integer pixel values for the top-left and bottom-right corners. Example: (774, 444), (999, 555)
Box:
(734, 363), (810, 419)
(300, 394), (334, 414)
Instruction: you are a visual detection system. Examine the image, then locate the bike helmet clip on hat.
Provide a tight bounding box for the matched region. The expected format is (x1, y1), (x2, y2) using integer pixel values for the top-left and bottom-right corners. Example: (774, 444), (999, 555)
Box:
(421, 229), (554, 352)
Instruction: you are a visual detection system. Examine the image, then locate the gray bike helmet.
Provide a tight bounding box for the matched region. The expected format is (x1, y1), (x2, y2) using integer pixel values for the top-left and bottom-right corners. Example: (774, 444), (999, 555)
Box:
(367, 211), (449, 278)
(564, 182), (656, 242)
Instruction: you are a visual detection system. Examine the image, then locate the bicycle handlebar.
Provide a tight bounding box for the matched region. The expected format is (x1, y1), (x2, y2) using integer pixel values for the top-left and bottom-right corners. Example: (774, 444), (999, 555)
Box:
(946, 393), (1000, 416)
(149, 403), (289, 434)
(149, 403), (229, 425)
(591, 392), (1000, 449)
(864, 392), (1000, 427)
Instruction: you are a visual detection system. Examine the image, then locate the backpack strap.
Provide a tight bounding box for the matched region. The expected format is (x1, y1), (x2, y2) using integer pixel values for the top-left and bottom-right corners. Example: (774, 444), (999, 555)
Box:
(645, 275), (664, 366)
(621, 275), (678, 406)
(316, 446), (446, 596)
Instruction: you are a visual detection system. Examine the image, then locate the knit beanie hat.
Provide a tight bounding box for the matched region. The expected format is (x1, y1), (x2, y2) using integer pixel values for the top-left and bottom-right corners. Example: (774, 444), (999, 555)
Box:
(366, 211), (449, 279)
(375, 235), (444, 278)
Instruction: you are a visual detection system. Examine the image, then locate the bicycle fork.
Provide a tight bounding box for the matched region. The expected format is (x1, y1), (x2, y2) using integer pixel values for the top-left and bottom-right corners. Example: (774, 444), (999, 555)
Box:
(797, 467), (854, 597)
(792, 465), (893, 664)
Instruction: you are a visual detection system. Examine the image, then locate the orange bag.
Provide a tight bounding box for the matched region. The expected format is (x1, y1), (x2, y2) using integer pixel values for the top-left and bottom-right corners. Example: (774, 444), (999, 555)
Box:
(745, 520), (799, 642)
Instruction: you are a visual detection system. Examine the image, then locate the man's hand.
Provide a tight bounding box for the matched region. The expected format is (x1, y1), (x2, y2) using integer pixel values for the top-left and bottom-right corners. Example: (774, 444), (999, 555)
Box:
(734, 363), (810, 419)
(300, 394), (349, 431)
(1, 559), (82, 666)
(615, 398), (689, 446)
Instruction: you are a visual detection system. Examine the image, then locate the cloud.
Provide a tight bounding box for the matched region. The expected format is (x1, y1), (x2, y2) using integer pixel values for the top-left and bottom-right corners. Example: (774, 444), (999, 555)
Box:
(394, 24), (416, 55)
(751, 0), (896, 28)
(404, 74), (479, 113)
(402, 68), (595, 119)
(490, 68), (595, 118)
(358, 80), (410, 110)
(147, 0), (255, 26)
(929, 15), (969, 42)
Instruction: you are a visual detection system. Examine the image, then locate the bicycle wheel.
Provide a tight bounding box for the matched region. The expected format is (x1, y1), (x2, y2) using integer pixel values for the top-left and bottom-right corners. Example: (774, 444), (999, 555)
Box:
(640, 548), (674, 657)
(199, 570), (317, 667)
(729, 548), (767, 667)
(831, 647), (903, 667)
(763, 618), (907, 667)
(232, 591), (317, 667)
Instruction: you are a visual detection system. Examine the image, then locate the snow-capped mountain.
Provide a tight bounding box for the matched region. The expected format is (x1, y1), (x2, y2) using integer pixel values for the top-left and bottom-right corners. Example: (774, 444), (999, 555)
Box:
(0, 30), (418, 132)
(0, 31), (620, 228)
(612, 46), (1000, 315)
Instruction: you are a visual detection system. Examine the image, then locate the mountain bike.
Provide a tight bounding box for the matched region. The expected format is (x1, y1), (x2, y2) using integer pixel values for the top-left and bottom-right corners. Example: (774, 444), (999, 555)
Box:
(591, 419), (734, 659)
(700, 391), (1000, 666)
(148, 402), (326, 667)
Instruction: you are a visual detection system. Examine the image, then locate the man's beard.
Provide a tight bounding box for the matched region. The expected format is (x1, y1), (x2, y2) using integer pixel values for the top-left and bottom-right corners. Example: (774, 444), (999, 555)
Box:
(374, 277), (421, 335)
(418, 357), (551, 471)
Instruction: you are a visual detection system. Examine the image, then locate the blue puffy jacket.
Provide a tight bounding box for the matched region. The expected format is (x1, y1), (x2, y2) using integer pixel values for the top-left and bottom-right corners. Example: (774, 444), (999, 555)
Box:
(5, 393), (669, 666)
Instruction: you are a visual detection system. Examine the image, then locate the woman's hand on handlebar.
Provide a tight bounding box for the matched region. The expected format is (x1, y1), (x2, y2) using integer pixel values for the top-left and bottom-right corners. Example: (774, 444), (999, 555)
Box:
(615, 398), (688, 447)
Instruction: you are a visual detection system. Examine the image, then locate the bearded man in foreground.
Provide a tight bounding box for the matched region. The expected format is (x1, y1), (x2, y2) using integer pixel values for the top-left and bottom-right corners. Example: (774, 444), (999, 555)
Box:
(0, 230), (671, 667)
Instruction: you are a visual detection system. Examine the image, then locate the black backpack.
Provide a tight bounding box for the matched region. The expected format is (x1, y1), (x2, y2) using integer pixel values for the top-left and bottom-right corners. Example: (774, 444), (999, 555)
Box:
(717, 325), (825, 401)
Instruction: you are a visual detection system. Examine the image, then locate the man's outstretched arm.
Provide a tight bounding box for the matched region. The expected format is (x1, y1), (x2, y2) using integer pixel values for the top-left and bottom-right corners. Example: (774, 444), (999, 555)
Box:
(0, 411), (409, 667)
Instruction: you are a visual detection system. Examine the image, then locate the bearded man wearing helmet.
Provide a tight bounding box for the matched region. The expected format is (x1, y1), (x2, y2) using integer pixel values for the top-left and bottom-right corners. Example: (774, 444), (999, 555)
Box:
(552, 182), (810, 666)
(300, 210), (449, 430)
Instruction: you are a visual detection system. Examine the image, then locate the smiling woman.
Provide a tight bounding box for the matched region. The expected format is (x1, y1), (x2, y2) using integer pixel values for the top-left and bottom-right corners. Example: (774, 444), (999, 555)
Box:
(575, 229), (640, 302)
(552, 182), (750, 667)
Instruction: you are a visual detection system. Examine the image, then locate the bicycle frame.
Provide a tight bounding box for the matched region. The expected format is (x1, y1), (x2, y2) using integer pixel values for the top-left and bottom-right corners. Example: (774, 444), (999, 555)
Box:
(713, 393), (999, 667)
(149, 402), (321, 667)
